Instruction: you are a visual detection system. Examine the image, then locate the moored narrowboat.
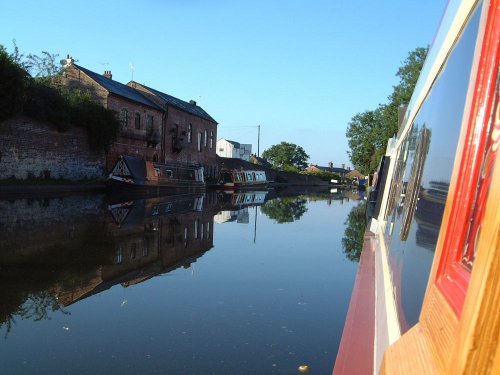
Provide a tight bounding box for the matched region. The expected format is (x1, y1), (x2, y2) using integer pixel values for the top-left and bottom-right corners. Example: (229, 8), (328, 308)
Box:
(334, 0), (500, 373)
(107, 155), (205, 195)
(217, 169), (268, 190)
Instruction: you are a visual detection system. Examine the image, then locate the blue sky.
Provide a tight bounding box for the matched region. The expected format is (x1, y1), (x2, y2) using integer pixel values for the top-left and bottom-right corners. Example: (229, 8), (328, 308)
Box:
(1, 0), (446, 168)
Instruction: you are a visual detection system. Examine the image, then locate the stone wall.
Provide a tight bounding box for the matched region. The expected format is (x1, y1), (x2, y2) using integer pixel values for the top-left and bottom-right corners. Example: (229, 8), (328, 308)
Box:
(0, 117), (105, 180)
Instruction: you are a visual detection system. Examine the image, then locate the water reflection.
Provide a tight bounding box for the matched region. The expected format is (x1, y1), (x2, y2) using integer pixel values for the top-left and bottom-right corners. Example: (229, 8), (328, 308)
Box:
(214, 191), (267, 224)
(341, 201), (368, 262)
(0, 189), (365, 373)
(0, 195), (115, 336)
(260, 197), (308, 223)
(0, 193), (222, 335)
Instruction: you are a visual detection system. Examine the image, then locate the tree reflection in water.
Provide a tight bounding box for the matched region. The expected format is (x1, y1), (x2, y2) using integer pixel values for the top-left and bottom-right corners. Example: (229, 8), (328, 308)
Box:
(341, 201), (367, 262)
(0, 224), (116, 337)
(260, 196), (308, 223)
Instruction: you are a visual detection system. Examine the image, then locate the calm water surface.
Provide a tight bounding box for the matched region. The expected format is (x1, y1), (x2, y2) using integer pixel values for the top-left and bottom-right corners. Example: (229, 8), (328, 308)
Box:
(0, 190), (366, 374)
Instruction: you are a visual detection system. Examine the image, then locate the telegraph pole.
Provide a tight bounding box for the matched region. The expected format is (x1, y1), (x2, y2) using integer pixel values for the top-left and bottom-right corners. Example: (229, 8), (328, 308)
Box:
(257, 124), (260, 157)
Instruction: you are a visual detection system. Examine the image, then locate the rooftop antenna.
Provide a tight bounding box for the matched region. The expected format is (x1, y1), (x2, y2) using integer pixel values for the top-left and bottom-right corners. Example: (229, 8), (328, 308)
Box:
(129, 63), (135, 81)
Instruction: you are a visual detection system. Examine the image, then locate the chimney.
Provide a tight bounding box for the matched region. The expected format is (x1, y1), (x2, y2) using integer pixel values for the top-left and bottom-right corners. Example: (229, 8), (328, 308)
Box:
(64, 54), (74, 66)
(103, 70), (112, 80)
(328, 161), (333, 168)
(342, 163), (345, 170)
(189, 100), (197, 106)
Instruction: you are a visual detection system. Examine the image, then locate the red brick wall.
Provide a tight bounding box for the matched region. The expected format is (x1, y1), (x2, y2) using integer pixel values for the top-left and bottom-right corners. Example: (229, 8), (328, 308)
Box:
(61, 65), (164, 171)
(165, 106), (218, 178)
(0, 117), (105, 180)
(106, 95), (163, 171)
(129, 83), (219, 179)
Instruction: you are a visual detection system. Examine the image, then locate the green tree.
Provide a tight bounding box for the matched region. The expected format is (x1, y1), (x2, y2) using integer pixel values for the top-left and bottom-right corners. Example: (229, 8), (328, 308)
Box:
(262, 141), (309, 170)
(0, 45), (29, 121)
(260, 197), (308, 223)
(346, 47), (428, 174)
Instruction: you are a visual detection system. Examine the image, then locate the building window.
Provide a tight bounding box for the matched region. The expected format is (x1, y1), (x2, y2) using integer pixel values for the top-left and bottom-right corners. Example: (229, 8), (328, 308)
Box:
(188, 123), (192, 143)
(210, 131), (213, 148)
(135, 113), (141, 130)
(147, 115), (153, 128)
(204, 130), (208, 147)
(197, 132), (202, 152)
(120, 109), (128, 127)
(194, 219), (199, 239)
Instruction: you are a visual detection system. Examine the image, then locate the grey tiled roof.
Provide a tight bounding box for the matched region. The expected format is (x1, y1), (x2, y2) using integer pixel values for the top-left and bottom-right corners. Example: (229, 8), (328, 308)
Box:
(131, 82), (217, 123)
(73, 64), (162, 110)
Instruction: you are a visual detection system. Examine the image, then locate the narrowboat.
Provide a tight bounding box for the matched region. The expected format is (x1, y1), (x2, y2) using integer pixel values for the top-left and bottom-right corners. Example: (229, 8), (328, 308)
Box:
(216, 169), (268, 190)
(107, 155), (205, 195)
(334, 0), (500, 374)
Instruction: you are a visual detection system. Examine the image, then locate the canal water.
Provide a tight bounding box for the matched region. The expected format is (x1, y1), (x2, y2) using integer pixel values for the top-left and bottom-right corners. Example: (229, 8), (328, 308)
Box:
(0, 189), (366, 374)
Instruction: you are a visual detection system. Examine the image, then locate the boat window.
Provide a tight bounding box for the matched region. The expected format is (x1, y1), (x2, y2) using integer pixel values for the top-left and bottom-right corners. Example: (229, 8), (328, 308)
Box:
(380, 2), (483, 329)
(201, 223), (205, 240)
(184, 227), (188, 248)
(194, 219), (199, 239)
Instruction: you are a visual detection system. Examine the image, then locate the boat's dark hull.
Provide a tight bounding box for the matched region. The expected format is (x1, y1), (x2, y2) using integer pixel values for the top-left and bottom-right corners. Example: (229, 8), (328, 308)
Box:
(218, 182), (269, 191)
(107, 178), (205, 196)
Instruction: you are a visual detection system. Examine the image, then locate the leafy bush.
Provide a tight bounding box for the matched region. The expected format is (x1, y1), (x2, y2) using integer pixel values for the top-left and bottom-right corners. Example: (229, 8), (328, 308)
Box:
(1, 44), (120, 151)
(0, 46), (29, 121)
(64, 89), (119, 150)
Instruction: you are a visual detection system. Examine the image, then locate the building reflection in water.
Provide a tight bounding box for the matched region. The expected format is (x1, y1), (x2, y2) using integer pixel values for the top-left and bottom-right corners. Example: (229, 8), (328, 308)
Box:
(0, 188), (354, 335)
(0, 191), (224, 334)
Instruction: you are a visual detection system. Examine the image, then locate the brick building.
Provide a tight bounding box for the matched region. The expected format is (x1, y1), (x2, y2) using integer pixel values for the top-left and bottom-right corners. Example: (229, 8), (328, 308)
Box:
(61, 58), (164, 172)
(61, 57), (218, 178)
(128, 81), (218, 180)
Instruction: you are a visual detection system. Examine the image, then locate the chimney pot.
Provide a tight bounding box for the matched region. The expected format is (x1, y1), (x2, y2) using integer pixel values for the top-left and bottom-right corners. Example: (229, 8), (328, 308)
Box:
(103, 70), (112, 80)
(189, 100), (197, 106)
